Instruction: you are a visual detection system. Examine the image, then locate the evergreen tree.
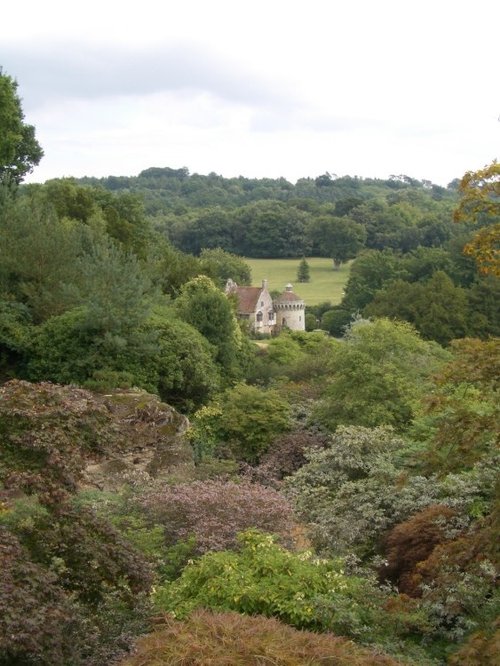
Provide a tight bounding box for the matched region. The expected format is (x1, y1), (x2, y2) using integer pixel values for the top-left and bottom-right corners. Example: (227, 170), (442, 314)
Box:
(296, 257), (310, 283)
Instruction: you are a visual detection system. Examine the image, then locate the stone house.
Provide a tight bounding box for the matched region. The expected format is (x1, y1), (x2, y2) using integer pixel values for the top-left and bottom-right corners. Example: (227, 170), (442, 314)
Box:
(225, 279), (305, 334)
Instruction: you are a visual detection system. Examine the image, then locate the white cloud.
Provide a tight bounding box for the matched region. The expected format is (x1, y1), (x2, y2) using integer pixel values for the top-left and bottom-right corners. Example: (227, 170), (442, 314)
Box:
(2, 0), (498, 185)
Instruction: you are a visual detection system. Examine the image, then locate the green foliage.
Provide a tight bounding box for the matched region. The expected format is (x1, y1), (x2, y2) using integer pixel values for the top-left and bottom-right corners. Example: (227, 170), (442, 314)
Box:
(27, 306), (158, 392)
(286, 424), (498, 566)
(285, 426), (421, 557)
(146, 308), (220, 411)
(175, 275), (244, 380)
(308, 215), (367, 268)
(304, 312), (317, 331)
(146, 238), (201, 297)
(320, 307), (352, 336)
(199, 247), (251, 287)
(154, 530), (432, 660)
(235, 200), (311, 258)
(155, 530), (352, 629)
(296, 256), (310, 282)
(0, 69), (43, 185)
(191, 383), (291, 462)
(314, 318), (449, 432)
(365, 271), (470, 345)
(412, 337), (500, 474)
(0, 191), (85, 321)
(76, 236), (154, 334)
(0, 300), (31, 379)
(342, 249), (405, 311)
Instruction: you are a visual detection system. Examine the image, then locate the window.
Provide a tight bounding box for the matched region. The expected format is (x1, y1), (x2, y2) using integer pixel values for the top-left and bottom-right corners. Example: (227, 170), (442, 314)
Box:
(256, 311), (263, 322)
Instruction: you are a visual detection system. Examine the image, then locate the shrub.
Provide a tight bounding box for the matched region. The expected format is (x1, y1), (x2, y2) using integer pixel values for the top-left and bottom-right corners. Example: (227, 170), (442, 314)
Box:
(242, 429), (329, 486)
(153, 531), (433, 660)
(382, 505), (457, 596)
(154, 530), (354, 630)
(0, 526), (81, 665)
(118, 610), (402, 666)
(0, 379), (119, 492)
(190, 383), (291, 463)
(140, 480), (295, 554)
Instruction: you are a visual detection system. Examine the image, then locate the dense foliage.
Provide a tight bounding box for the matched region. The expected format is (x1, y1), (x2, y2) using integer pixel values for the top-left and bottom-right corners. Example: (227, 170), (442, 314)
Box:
(119, 610), (402, 666)
(0, 77), (498, 665)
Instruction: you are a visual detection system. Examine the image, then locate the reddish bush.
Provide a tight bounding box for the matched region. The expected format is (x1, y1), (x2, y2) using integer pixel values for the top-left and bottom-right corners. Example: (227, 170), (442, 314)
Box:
(0, 526), (80, 665)
(382, 505), (456, 596)
(0, 380), (118, 492)
(119, 610), (403, 666)
(242, 429), (329, 486)
(448, 618), (500, 666)
(141, 479), (296, 553)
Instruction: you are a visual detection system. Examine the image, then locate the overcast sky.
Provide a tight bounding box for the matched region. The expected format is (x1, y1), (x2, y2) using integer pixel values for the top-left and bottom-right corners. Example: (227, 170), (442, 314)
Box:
(2, 0), (499, 186)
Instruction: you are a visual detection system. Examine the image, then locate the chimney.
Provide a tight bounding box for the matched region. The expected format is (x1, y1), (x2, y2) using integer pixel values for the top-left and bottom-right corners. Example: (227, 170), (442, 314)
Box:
(262, 279), (268, 290)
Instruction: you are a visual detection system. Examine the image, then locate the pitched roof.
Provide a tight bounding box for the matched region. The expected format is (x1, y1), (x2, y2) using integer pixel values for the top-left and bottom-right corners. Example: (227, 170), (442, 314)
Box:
(232, 286), (262, 314)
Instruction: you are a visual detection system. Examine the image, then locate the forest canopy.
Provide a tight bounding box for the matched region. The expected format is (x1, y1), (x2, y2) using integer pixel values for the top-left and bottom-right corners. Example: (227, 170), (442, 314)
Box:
(0, 70), (498, 666)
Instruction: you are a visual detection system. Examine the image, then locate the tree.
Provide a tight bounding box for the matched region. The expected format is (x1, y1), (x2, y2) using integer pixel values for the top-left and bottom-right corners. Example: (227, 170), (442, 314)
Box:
(190, 383), (291, 462)
(453, 161), (500, 276)
(0, 69), (43, 185)
(365, 272), (470, 345)
(341, 249), (405, 311)
(175, 275), (244, 380)
(313, 318), (449, 432)
(235, 201), (311, 258)
(199, 247), (251, 287)
(147, 309), (220, 411)
(308, 215), (366, 269)
(296, 256), (310, 282)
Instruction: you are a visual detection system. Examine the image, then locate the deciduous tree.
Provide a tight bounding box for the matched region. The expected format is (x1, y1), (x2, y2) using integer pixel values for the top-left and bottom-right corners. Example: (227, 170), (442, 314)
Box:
(453, 161), (500, 276)
(0, 69), (43, 185)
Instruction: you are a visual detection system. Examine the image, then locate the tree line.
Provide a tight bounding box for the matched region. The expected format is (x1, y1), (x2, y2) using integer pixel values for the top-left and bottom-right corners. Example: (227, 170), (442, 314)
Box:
(1, 66), (498, 666)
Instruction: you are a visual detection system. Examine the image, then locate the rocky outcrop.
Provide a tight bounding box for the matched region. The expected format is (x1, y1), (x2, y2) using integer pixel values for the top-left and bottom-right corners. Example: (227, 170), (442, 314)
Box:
(83, 389), (193, 490)
(0, 380), (194, 493)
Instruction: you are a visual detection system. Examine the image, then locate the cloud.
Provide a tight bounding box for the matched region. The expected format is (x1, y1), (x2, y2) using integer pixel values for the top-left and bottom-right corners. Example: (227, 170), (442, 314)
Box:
(3, 41), (298, 112)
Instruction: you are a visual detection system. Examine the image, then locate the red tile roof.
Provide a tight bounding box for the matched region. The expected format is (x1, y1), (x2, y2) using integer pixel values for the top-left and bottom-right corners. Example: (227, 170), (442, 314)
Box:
(276, 289), (302, 302)
(233, 286), (262, 314)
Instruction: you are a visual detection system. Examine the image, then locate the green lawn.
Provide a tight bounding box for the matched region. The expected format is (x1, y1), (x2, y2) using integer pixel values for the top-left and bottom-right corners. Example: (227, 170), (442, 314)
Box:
(244, 257), (350, 306)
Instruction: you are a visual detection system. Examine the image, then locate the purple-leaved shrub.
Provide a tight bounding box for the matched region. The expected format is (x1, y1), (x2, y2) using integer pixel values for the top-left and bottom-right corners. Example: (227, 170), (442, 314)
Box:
(141, 479), (295, 553)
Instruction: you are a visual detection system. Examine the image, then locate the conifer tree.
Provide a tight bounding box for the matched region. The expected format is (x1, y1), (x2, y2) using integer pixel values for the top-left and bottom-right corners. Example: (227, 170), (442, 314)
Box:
(297, 257), (310, 283)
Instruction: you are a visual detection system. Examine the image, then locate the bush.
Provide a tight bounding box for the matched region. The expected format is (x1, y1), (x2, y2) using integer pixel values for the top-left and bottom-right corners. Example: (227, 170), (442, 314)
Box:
(0, 380), (119, 492)
(190, 383), (291, 463)
(140, 480), (295, 554)
(0, 526), (81, 665)
(118, 610), (402, 666)
(242, 429), (329, 486)
(382, 505), (457, 596)
(154, 530), (354, 630)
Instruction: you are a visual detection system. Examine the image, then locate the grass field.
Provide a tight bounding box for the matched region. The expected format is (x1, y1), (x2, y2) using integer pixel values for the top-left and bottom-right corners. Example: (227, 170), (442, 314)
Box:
(244, 257), (351, 306)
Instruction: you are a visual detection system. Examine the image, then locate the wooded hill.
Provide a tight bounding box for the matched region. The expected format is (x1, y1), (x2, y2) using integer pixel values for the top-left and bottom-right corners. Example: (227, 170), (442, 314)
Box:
(1, 68), (499, 666)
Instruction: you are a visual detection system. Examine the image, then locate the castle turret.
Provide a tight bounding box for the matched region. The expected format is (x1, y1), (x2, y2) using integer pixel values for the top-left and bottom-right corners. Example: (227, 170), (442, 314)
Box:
(274, 283), (305, 331)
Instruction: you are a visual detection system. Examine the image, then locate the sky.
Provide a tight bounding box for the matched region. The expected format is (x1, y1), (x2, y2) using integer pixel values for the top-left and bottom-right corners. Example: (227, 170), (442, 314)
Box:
(2, 0), (499, 186)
